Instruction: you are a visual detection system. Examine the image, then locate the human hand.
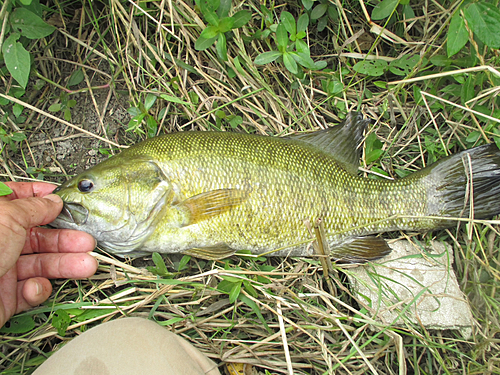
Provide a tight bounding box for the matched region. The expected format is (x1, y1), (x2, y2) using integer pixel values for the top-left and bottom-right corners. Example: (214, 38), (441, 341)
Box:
(0, 182), (98, 328)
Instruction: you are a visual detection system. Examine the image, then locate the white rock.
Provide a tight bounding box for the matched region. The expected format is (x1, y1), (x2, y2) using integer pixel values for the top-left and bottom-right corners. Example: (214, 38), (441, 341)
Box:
(347, 240), (474, 337)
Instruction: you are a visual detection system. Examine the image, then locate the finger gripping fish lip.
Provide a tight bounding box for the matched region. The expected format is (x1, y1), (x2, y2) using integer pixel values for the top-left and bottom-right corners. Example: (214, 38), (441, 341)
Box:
(59, 203), (89, 225)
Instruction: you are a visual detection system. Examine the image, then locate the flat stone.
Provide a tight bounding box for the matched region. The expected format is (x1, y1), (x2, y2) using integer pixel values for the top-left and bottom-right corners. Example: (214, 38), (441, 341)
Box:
(347, 240), (474, 337)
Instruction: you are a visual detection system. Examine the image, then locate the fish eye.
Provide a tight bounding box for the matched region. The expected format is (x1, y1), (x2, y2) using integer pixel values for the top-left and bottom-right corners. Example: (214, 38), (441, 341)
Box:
(78, 179), (94, 193)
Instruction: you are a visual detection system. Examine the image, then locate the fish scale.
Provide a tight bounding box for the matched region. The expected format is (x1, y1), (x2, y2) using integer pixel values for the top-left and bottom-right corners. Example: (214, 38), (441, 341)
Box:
(51, 112), (500, 261)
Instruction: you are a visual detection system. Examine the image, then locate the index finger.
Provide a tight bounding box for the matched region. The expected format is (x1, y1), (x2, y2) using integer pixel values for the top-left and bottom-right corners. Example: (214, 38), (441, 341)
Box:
(2, 182), (58, 201)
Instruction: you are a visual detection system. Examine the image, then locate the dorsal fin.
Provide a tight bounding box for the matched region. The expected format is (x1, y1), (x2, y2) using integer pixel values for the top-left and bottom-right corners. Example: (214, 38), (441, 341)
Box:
(288, 111), (369, 175)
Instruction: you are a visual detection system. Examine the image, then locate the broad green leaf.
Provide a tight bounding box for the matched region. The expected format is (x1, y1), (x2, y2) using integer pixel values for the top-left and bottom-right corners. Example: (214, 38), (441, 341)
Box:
(13, 103), (24, 117)
(159, 94), (193, 106)
(200, 25), (220, 39)
(229, 281), (242, 303)
(10, 8), (55, 39)
(52, 310), (70, 336)
(297, 14), (309, 34)
(198, 0), (220, 14)
(461, 75), (475, 105)
(195, 35), (217, 50)
(144, 93), (157, 110)
(146, 115), (157, 138)
(291, 52), (316, 69)
(11, 132), (26, 142)
(0, 315), (35, 333)
(283, 52), (298, 74)
(317, 15), (328, 32)
(151, 252), (169, 275)
(231, 10), (252, 28)
(218, 16), (234, 33)
(178, 255), (191, 271)
(254, 50), (282, 64)
(353, 60), (388, 76)
(280, 11), (296, 37)
(314, 60), (327, 70)
(2, 33), (30, 89)
(372, 0), (399, 20)
(311, 3), (328, 20)
(63, 108), (71, 121)
(464, 2), (500, 49)
(295, 39), (310, 55)
(217, 0), (231, 18)
(68, 69), (84, 86)
(0, 182), (13, 196)
(276, 23), (288, 50)
(216, 33), (228, 61)
(447, 12), (469, 57)
(302, 0), (314, 11)
(229, 115), (242, 128)
(388, 55), (419, 76)
(205, 10), (219, 26)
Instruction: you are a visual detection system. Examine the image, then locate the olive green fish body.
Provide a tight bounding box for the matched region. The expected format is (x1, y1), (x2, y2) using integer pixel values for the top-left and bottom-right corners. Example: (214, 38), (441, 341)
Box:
(51, 113), (500, 261)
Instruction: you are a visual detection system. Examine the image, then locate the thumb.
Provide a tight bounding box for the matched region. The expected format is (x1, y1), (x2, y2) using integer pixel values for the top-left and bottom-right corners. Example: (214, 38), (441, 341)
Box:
(0, 195), (63, 275)
(0, 194), (63, 244)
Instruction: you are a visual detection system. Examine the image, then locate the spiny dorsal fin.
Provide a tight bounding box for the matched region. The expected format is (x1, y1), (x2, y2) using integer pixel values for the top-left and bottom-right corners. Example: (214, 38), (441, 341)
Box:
(330, 236), (392, 263)
(289, 111), (369, 175)
(177, 188), (249, 226)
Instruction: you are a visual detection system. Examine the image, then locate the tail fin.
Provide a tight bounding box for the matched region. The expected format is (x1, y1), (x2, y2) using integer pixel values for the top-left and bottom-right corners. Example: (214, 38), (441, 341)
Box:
(420, 144), (500, 221)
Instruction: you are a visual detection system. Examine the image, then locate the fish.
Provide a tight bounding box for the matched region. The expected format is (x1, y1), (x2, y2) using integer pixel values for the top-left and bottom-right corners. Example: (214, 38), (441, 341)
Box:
(50, 112), (500, 262)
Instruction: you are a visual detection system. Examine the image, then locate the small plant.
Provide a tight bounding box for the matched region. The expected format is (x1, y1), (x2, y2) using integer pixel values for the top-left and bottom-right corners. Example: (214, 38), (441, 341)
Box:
(1, 0), (56, 89)
(254, 11), (327, 75)
(194, 0), (251, 61)
(48, 92), (77, 122)
(127, 93), (158, 138)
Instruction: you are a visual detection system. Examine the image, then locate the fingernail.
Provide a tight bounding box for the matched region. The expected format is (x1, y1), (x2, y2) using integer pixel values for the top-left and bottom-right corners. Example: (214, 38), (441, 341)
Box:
(43, 194), (62, 203)
(35, 282), (42, 296)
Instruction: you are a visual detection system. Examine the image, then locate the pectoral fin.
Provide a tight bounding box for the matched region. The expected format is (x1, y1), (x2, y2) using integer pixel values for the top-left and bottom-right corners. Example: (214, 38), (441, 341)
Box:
(183, 244), (237, 260)
(178, 188), (249, 226)
(330, 236), (391, 263)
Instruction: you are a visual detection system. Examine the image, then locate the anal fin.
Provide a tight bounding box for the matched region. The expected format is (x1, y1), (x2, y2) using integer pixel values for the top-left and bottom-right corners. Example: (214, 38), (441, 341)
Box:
(183, 243), (237, 260)
(330, 236), (391, 263)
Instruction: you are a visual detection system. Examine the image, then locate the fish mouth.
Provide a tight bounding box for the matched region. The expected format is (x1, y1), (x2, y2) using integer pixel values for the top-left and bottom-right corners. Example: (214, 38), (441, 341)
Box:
(58, 203), (89, 225)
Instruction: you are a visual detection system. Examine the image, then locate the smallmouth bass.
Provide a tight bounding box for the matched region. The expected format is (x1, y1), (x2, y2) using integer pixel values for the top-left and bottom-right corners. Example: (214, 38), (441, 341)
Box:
(51, 112), (500, 261)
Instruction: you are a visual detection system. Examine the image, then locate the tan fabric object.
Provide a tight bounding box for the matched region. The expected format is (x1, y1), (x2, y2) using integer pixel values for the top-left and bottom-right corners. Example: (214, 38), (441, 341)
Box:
(33, 317), (221, 375)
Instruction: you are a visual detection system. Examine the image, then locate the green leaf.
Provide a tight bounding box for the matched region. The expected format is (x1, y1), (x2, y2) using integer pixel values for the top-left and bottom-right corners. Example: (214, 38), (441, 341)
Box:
(280, 11), (296, 37)
(200, 25), (220, 39)
(283, 52), (298, 74)
(195, 35), (217, 51)
(372, 0), (399, 21)
(311, 3), (328, 20)
(464, 2), (500, 49)
(48, 103), (62, 112)
(205, 10), (219, 26)
(461, 75), (475, 105)
(276, 23), (288, 49)
(63, 108), (71, 121)
(13, 103), (24, 117)
(291, 52), (316, 69)
(216, 32), (228, 60)
(11, 132), (26, 142)
(0, 315), (35, 333)
(388, 55), (419, 76)
(229, 281), (242, 303)
(2, 33), (30, 89)
(52, 310), (71, 336)
(447, 12), (469, 57)
(254, 50), (282, 64)
(238, 294), (270, 333)
(218, 16), (234, 33)
(144, 93), (157, 110)
(302, 0), (314, 11)
(0, 182), (13, 196)
(231, 10), (252, 28)
(159, 94), (193, 106)
(151, 252), (169, 275)
(68, 69), (84, 87)
(297, 14), (309, 34)
(10, 8), (55, 39)
(229, 115), (243, 128)
(217, 0), (231, 18)
(178, 255), (191, 271)
(353, 60), (388, 76)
